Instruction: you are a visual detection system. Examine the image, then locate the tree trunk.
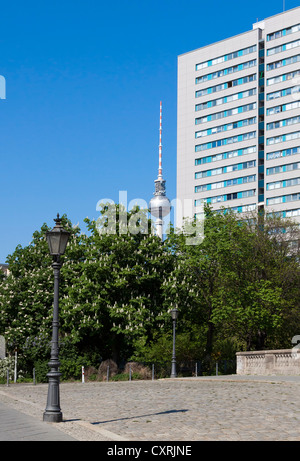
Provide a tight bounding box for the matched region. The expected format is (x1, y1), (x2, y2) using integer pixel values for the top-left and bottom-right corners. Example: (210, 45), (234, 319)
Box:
(256, 329), (266, 350)
(111, 333), (120, 364)
(203, 321), (214, 372)
(205, 321), (214, 356)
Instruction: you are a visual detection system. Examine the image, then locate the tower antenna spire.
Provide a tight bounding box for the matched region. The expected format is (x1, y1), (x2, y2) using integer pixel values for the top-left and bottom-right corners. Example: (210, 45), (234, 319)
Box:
(149, 101), (171, 240)
(158, 101), (163, 179)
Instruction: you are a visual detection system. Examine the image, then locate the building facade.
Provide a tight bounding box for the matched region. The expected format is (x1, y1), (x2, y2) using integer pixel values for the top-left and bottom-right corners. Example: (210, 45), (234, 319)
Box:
(177, 7), (300, 225)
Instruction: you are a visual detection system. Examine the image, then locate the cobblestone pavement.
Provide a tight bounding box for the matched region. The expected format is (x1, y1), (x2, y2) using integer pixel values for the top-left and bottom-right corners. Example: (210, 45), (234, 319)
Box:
(1, 375), (300, 441)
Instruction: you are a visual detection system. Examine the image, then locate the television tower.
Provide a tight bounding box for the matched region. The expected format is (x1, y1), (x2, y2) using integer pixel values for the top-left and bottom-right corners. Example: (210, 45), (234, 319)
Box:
(149, 101), (171, 239)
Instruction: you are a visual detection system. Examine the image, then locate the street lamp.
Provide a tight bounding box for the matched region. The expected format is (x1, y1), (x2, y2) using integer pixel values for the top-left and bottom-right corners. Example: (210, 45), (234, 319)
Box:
(43, 214), (70, 423)
(170, 307), (179, 378)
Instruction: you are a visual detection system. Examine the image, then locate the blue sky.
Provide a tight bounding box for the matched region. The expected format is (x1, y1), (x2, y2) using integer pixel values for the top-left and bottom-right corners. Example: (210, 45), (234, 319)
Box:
(0, 0), (299, 262)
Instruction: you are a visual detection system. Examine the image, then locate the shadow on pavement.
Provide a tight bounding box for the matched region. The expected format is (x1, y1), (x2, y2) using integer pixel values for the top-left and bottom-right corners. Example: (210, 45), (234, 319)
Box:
(91, 409), (189, 425)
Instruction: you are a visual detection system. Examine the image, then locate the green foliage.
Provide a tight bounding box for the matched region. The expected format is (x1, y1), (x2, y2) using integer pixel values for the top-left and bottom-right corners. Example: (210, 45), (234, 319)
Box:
(0, 207), (176, 377)
(132, 327), (205, 365)
(33, 360), (49, 383)
(110, 372), (143, 381)
(163, 205), (300, 354)
(60, 357), (86, 381)
(0, 357), (15, 381)
(1, 205), (300, 380)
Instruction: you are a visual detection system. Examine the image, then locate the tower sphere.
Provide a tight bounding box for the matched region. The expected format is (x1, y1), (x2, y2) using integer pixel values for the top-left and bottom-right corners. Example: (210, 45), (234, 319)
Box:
(149, 193), (171, 218)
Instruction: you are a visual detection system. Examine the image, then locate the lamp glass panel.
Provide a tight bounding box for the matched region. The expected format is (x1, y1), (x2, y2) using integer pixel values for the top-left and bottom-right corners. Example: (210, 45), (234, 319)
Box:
(59, 232), (69, 255)
(47, 233), (61, 255)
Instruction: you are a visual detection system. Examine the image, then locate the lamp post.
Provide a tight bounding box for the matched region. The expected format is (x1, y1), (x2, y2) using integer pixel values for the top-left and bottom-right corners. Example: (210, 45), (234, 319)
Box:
(170, 307), (179, 378)
(43, 214), (70, 423)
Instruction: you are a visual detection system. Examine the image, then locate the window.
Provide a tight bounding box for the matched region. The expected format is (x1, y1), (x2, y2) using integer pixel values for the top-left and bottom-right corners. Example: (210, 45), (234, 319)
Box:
(286, 208), (300, 217)
(242, 175), (255, 183)
(267, 75), (283, 85)
(196, 89), (256, 112)
(286, 146), (300, 157)
(195, 60), (257, 85)
(286, 162), (300, 171)
(287, 177), (300, 186)
(195, 83), (226, 98)
(270, 177), (300, 189)
(286, 193), (300, 202)
(211, 167), (222, 175)
(266, 150), (282, 160)
(267, 181), (282, 190)
(267, 196), (282, 205)
(267, 86), (300, 101)
(267, 39), (300, 56)
(266, 105), (282, 115)
(224, 178), (237, 187)
(195, 75), (256, 99)
(195, 132), (256, 152)
(196, 45), (256, 70)
(195, 117), (257, 139)
(268, 30), (283, 41)
(226, 164), (238, 172)
(267, 54), (300, 71)
(195, 146), (256, 165)
(267, 116), (300, 131)
(267, 135), (283, 145)
(201, 191), (255, 204)
(244, 204), (256, 211)
(211, 195), (224, 203)
(195, 160), (256, 178)
(267, 24), (300, 41)
(267, 69), (300, 86)
(215, 203), (256, 214)
(241, 189), (255, 198)
(267, 131), (300, 146)
(227, 192), (238, 200)
(227, 150), (239, 159)
(195, 175), (256, 193)
(267, 90), (282, 100)
(267, 166), (283, 175)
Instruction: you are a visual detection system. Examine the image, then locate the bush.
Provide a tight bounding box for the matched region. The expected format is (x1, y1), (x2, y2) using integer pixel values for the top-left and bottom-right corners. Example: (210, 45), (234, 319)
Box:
(84, 366), (98, 381)
(124, 362), (152, 379)
(0, 357), (15, 383)
(98, 359), (118, 381)
(33, 360), (49, 383)
(0, 356), (25, 383)
(110, 373), (130, 381)
(110, 372), (143, 381)
(60, 356), (87, 381)
(33, 357), (98, 383)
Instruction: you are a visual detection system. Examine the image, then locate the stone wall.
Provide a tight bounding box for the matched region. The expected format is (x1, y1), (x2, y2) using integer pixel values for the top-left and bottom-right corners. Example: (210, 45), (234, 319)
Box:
(236, 349), (300, 375)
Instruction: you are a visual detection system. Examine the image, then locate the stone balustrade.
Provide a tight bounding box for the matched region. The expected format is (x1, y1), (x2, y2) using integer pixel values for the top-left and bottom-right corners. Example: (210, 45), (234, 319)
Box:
(236, 349), (300, 375)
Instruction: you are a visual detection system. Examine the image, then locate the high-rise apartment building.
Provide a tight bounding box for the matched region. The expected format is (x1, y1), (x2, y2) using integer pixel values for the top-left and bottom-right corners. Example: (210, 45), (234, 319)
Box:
(177, 6), (300, 225)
